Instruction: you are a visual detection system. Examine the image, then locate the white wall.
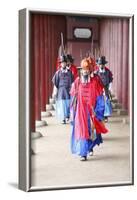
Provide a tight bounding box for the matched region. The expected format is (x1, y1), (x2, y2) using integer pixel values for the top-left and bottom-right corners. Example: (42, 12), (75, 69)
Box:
(0, 0), (136, 199)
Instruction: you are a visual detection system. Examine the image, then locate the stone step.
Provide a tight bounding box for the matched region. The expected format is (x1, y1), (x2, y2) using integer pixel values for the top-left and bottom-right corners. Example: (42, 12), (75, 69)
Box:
(108, 117), (123, 123)
(46, 104), (55, 111)
(41, 111), (52, 117)
(50, 110), (56, 116)
(52, 104), (56, 110)
(31, 131), (43, 139)
(111, 112), (119, 117)
(112, 103), (122, 109)
(108, 116), (129, 123)
(49, 98), (55, 104)
(112, 107), (124, 113)
(122, 117), (130, 124)
(112, 109), (119, 113)
(117, 109), (128, 116)
(111, 94), (115, 98)
(31, 148), (35, 155)
(35, 120), (48, 127)
(111, 98), (118, 103)
(111, 108), (128, 117)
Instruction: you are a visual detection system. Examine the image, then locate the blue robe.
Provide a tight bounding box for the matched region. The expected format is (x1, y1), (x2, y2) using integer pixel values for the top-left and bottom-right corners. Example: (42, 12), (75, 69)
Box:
(71, 95), (104, 157)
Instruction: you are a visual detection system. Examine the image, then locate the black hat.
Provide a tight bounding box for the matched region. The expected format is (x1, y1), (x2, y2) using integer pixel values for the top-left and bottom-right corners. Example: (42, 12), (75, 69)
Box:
(96, 56), (108, 65)
(59, 55), (67, 63)
(66, 54), (74, 63)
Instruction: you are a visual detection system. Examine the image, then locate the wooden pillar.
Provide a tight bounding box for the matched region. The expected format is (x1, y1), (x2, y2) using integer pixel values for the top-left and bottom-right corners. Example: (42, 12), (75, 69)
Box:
(118, 19), (123, 103)
(34, 14), (47, 127)
(40, 15), (46, 112)
(122, 19), (129, 110)
(44, 15), (49, 105)
(51, 16), (54, 97)
(30, 14), (43, 138)
(115, 19), (119, 99)
(33, 15), (41, 120)
(30, 14), (35, 132)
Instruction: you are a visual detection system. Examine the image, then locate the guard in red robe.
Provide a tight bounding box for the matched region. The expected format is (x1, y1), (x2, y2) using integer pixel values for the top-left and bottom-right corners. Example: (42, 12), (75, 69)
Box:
(70, 58), (108, 161)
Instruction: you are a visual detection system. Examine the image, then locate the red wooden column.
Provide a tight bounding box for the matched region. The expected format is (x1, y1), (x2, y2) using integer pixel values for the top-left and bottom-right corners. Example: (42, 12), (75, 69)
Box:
(34, 14), (47, 127)
(43, 15), (49, 105)
(110, 19), (114, 91)
(113, 19), (118, 97)
(33, 15), (41, 121)
(118, 19), (123, 104)
(109, 19), (114, 94)
(30, 14), (35, 133)
(49, 16), (53, 99)
(43, 15), (55, 113)
(32, 14), (67, 113)
(50, 15), (59, 97)
(43, 15), (54, 113)
(48, 15), (51, 102)
(30, 14), (67, 130)
(122, 19), (129, 110)
(30, 14), (43, 138)
(115, 19), (119, 98)
(39, 14), (49, 117)
(46, 15), (51, 105)
(50, 15), (54, 94)
(99, 18), (129, 112)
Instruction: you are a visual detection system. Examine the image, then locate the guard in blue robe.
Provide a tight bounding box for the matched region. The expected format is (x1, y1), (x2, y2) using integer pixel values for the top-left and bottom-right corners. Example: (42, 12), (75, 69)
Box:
(52, 55), (74, 124)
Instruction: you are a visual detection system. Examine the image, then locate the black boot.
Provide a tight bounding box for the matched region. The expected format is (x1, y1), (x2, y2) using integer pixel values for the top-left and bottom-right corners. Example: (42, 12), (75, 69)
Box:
(80, 156), (87, 161)
(62, 119), (66, 124)
(89, 149), (94, 156)
(104, 116), (108, 123)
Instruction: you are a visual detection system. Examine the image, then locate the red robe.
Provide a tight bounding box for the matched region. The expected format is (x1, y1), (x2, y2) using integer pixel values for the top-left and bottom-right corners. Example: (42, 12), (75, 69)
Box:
(56, 58), (61, 70)
(70, 75), (108, 140)
(69, 64), (78, 80)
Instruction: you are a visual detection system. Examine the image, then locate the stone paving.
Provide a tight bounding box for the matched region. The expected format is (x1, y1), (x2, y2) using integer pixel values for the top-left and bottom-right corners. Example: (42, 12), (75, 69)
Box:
(31, 107), (132, 188)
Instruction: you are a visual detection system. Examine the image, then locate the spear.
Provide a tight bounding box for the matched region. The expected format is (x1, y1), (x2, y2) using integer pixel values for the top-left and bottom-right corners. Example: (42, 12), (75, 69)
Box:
(69, 43), (72, 54)
(85, 51), (90, 58)
(100, 47), (104, 56)
(91, 34), (94, 57)
(61, 32), (65, 56)
(64, 44), (67, 55)
(98, 47), (101, 57)
(95, 48), (97, 59)
(58, 45), (62, 58)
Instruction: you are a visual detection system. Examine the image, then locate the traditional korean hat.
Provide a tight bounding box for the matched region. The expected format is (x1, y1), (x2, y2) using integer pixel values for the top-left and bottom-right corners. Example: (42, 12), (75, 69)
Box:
(96, 56), (108, 65)
(66, 54), (74, 63)
(59, 55), (67, 63)
(81, 58), (94, 72)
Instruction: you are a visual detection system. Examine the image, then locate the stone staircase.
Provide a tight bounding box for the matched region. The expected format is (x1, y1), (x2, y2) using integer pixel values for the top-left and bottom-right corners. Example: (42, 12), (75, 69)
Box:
(46, 94), (129, 124)
(108, 95), (129, 124)
(45, 98), (56, 117)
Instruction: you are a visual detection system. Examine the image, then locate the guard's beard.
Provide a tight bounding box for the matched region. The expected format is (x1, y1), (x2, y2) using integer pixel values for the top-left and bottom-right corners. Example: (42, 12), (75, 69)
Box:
(67, 64), (70, 69)
(83, 74), (89, 83)
(62, 66), (66, 70)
